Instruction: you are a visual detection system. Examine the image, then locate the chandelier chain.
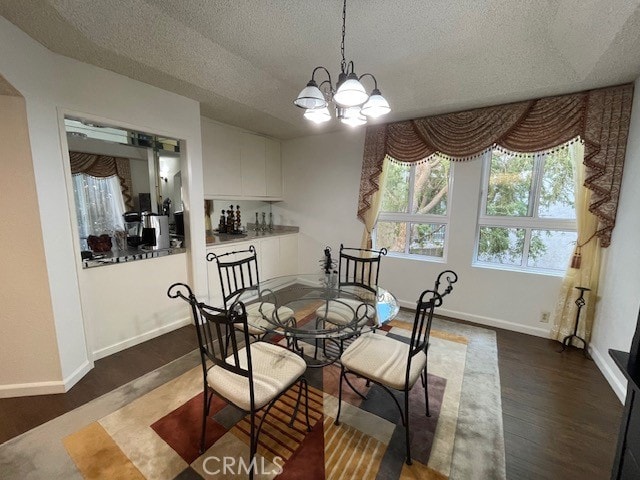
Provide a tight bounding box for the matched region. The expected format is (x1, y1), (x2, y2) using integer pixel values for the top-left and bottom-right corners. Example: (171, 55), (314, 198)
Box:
(340, 0), (347, 73)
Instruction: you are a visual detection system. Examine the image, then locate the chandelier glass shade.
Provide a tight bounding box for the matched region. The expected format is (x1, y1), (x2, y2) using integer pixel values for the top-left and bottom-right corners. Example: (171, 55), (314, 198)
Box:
(295, 80), (327, 110)
(303, 106), (332, 124)
(293, 0), (390, 126)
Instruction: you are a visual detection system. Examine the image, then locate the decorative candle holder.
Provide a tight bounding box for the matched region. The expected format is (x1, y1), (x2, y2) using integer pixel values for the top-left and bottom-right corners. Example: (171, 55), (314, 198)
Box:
(559, 286), (591, 358)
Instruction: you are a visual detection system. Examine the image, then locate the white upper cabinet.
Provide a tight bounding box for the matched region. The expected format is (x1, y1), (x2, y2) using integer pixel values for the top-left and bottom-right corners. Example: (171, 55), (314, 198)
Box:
(201, 117), (283, 199)
(240, 133), (267, 196)
(265, 138), (282, 198)
(201, 119), (241, 197)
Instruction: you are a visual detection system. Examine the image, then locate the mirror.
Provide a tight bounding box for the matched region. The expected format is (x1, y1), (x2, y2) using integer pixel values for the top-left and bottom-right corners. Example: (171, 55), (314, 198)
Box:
(64, 117), (183, 253)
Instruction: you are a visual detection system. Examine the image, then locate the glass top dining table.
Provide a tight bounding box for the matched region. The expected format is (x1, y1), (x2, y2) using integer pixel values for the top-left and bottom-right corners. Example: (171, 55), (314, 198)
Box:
(235, 273), (400, 342)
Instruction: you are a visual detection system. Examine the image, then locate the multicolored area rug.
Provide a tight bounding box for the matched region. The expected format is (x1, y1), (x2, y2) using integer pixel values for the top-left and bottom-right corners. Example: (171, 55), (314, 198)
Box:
(0, 315), (506, 479)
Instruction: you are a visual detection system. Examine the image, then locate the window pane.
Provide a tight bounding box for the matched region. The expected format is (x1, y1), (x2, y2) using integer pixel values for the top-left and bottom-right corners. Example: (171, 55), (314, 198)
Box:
(381, 162), (409, 213)
(527, 230), (577, 270)
(538, 149), (576, 219)
(477, 226), (525, 266)
(411, 157), (449, 215)
(409, 223), (445, 257)
(486, 151), (534, 216)
(375, 221), (406, 253)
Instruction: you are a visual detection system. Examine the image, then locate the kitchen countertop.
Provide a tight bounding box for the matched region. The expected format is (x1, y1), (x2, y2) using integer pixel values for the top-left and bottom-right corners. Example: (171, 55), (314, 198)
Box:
(82, 246), (186, 268)
(206, 226), (298, 247)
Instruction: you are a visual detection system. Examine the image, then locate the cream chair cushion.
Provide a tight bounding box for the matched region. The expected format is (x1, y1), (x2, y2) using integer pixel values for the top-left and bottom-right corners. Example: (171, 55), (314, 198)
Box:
(340, 333), (426, 390)
(315, 299), (375, 326)
(236, 302), (294, 335)
(206, 341), (306, 411)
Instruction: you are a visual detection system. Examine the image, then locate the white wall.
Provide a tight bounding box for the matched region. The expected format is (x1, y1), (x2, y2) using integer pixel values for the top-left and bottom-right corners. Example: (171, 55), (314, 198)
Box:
(275, 129), (365, 271)
(0, 17), (206, 395)
(83, 254), (190, 359)
(590, 77), (640, 402)
(278, 129), (564, 337)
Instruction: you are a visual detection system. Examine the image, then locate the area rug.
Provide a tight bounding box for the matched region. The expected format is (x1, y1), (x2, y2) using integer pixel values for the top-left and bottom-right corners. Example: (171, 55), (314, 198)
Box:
(0, 315), (505, 479)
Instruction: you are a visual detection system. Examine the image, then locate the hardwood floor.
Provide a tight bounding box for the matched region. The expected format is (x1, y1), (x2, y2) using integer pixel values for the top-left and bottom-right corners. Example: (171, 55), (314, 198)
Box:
(0, 325), (196, 444)
(0, 322), (623, 479)
(495, 328), (622, 480)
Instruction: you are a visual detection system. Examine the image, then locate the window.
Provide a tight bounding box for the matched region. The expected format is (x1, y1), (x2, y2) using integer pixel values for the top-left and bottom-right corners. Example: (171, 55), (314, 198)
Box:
(374, 155), (451, 259)
(475, 145), (579, 272)
(73, 174), (125, 250)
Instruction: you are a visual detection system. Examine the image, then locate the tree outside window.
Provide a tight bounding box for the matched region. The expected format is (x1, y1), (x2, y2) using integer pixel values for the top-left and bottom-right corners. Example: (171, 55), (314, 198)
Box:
(374, 156), (451, 259)
(475, 145), (578, 272)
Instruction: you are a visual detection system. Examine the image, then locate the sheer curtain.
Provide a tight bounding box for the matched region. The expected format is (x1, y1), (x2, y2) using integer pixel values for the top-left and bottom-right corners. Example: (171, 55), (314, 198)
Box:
(360, 156), (390, 249)
(550, 143), (601, 345)
(73, 174), (125, 249)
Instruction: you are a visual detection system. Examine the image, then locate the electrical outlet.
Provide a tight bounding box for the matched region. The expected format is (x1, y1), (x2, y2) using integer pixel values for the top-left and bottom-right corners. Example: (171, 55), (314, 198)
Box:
(540, 312), (550, 323)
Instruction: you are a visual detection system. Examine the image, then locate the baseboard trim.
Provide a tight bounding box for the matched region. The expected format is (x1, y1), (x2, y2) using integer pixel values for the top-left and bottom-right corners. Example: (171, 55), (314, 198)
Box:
(397, 300), (551, 338)
(0, 380), (67, 398)
(0, 320), (191, 398)
(589, 345), (627, 404)
(62, 359), (93, 392)
(92, 317), (192, 361)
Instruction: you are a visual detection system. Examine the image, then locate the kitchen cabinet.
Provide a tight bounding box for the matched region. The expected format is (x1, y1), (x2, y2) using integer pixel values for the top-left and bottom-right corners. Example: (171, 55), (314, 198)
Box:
(259, 236), (281, 280)
(265, 138), (282, 198)
(201, 118), (283, 199)
(201, 119), (241, 197)
(205, 234), (298, 306)
(279, 234), (298, 276)
(240, 133), (267, 196)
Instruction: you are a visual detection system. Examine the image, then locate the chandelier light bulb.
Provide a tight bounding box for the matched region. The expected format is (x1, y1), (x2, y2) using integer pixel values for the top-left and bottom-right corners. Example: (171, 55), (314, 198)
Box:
(340, 106), (367, 127)
(304, 106), (331, 124)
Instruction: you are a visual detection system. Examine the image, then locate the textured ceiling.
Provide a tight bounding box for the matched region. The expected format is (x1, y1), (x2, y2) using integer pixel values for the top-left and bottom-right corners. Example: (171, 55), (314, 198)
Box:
(2, 0), (640, 139)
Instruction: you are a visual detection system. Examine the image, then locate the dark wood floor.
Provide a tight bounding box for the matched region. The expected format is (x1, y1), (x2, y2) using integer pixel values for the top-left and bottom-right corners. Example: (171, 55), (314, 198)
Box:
(495, 328), (622, 480)
(0, 322), (623, 479)
(0, 325), (196, 444)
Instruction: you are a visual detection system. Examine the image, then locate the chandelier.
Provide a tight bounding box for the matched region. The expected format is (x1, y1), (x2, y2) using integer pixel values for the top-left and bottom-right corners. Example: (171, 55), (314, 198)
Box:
(293, 0), (391, 126)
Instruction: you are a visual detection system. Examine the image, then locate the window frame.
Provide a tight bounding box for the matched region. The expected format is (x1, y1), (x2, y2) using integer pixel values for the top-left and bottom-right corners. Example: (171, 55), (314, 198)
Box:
(375, 158), (453, 261)
(474, 148), (577, 274)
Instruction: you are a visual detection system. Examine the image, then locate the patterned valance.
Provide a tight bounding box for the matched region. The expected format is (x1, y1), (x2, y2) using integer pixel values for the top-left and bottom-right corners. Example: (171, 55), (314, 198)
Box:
(69, 151), (134, 210)
(358, 83), (634, 247)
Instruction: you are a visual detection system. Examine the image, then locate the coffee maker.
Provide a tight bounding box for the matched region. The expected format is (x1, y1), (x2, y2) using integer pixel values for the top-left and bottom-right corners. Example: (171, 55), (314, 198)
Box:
(141, 212), (170, 250)
(123, 211), (143, 248)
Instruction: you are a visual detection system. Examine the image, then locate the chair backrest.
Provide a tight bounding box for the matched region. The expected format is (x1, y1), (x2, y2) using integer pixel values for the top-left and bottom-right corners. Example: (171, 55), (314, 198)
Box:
(433, 270), (458, 304)
(338, 244), (387, 292)
(206, 245), (260, 310)
(405, 271), (458, 386)
(407, 289), (441, 362)
(167, 283), (256, 405)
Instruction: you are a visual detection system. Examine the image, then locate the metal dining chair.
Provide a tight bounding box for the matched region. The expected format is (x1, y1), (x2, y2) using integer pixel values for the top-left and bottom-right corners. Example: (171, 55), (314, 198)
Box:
(167, 283), (310, 478)
(335, 270), (458, 466)
(207, 245), (294, 341)
(314, 244), (387, 356)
